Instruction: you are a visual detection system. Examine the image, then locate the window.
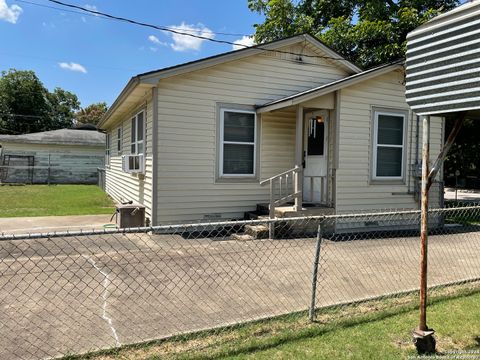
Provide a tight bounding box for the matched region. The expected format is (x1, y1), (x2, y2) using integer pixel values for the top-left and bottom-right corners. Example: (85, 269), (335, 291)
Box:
(307, 115), (325, 156)
(220, 108), (256, 177)
(105, 132), (111, 165)
(131, 111), (145, 155)
(117, 127), (122, 155)
(373, 110), (406, 180)
(126, 111), (145, 173)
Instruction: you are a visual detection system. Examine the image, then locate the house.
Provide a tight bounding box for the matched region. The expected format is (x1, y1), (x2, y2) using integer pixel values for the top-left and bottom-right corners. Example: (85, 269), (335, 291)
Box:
(99, 34), (444, 227)
(0, 128), (105, 184)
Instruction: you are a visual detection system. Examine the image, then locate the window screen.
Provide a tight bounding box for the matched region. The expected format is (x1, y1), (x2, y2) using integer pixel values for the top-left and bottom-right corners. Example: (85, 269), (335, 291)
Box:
(221, 110), (256, 176)
(374, 112), (405, 178)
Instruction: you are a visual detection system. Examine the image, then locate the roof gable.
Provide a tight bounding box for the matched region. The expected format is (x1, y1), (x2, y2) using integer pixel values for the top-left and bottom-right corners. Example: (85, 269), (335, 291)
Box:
(100, 34), (362, 128)
(139, 34), (361, 85)
(257, 61), (404, 113)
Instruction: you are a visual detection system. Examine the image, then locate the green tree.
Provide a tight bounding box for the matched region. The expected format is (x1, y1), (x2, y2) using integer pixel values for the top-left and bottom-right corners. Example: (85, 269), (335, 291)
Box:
(0, 69), (51, 134)
(248, 0), (459, 68)
(75, 102), (108, 126)
(47, 87), (81, 130)
(444, 118), (480, 187)
(0, 69), (80, 134)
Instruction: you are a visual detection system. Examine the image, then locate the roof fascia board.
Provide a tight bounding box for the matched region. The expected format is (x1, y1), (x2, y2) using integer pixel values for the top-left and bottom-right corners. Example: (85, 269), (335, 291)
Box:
(98, 77), (141, 128)
(257, 64), (402, 113)
(139, 36), (306, 84)
(0, 139), (103, 146)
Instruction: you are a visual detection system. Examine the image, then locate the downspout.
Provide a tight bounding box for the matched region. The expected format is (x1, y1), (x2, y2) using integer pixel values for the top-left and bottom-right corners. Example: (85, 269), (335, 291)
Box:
(415, 115), (420, 167)
(415, 114), (420, 205)
(332, 90), (341, 209)
(151, 86), (159, 225)
(408, 110), (413, 194)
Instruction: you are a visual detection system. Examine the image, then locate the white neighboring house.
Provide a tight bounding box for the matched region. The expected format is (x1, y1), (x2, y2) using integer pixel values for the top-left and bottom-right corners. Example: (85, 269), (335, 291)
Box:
(99, 34), (444, 226)
(0, 128), (105, 184)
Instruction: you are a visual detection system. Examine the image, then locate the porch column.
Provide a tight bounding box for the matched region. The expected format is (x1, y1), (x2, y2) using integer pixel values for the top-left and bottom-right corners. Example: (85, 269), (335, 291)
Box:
(294, 105), (303, 211)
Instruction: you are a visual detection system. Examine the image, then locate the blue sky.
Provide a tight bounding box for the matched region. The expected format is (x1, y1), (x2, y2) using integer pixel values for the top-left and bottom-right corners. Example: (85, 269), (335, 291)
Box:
(0, 0), (263, 106)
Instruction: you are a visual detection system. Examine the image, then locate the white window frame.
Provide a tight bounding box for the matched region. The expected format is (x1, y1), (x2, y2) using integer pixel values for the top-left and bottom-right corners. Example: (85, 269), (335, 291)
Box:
(105, 132), (111, 166)
(372, 110), (406, 181)
(219, 108), (257, 178)
(121, 110), (146, 174)
(117, 126), (122, 155)
(131, 110), (145, 156)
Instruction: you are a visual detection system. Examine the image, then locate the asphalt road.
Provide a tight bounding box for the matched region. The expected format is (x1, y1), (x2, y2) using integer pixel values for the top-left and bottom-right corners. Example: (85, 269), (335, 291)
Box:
(0, 228), (479, 359)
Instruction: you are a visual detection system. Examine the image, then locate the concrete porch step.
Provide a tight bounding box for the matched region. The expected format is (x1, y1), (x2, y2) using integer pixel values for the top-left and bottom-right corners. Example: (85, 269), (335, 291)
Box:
(244, 224), (269, 239)
(244, 211), (270, 221)
(230, 233), (256, 241)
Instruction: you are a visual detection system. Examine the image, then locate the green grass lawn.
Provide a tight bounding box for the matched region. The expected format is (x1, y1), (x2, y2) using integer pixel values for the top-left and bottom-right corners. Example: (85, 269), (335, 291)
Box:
(76, 284), (480, 360)
(0, 185), (115, 217)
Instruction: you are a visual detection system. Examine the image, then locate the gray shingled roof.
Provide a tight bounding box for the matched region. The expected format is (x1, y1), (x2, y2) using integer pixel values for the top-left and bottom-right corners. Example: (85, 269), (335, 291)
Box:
(0, 129), (105, 146)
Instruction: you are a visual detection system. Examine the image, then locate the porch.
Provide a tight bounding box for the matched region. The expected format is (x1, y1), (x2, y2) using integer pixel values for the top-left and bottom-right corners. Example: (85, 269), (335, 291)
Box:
(258, 97), (338, 222)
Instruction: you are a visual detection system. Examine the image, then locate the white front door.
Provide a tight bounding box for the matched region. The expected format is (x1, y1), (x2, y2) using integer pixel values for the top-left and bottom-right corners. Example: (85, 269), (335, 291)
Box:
(303, 110), (328, 203)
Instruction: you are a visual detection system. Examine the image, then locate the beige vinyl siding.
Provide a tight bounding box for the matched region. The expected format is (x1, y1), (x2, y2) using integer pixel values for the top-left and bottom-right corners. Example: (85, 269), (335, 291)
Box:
(104, 95), (154, 221)
(336, 70), (444, 213)
(156, 45), (348, 223)
(0, 142), (104, 184)
(260, 109), (296, 179)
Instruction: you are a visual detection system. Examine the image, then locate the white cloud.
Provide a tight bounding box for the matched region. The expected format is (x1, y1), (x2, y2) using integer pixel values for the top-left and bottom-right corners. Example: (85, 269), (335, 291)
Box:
(84, 4), (98, 12)
(58, 62), (87, 74)
(232, 36), (255, 50)
(167, 22), (214, 52)
(149, 46), (158, 52)
(148, 35), (167, 47)
(0, 0), (22, 24)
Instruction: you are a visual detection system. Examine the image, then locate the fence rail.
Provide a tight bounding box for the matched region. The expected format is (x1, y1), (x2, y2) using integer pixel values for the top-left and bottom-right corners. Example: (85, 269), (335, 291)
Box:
(0, 205), (479, 359)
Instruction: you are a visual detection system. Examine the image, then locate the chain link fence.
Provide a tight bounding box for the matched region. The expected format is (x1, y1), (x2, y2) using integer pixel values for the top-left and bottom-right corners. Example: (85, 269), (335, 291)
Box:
(0, 205), (479, 359)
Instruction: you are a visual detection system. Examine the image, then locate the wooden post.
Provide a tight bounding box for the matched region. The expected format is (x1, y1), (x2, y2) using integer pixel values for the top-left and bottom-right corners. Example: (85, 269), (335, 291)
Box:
(294, 105), (303, 211)
(47, 153), (51, 185)
(413, 115), (436, 353)
(419, 115), (430, 332)
(269, 180), (275, 239)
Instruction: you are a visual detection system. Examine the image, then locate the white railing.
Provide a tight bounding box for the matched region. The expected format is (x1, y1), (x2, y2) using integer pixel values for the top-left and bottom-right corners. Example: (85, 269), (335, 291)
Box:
(303, 175), (328, 204)
(260, 166), (302, 220)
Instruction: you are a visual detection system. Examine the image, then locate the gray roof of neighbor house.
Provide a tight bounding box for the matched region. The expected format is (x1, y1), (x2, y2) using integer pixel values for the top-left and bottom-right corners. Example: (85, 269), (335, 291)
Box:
(0, 129), (105, 146)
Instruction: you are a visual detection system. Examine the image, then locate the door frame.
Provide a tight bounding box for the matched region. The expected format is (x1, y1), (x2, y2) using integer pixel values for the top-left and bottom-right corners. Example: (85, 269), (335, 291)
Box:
(303, 109), (329, 203)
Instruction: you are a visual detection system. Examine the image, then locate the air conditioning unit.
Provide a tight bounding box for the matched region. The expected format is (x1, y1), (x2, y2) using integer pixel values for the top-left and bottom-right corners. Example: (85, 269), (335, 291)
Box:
(122, 154), (145, 173)
(116, 203), (145, 228)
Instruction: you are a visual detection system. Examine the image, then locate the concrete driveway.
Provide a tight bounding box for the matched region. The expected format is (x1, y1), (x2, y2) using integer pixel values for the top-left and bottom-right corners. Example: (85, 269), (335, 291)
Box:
(0, 214), (116, 235)
(0, 228), (478, 359)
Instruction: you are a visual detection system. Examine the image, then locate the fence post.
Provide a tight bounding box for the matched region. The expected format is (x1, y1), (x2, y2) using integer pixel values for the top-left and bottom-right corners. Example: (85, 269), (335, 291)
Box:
(47, 153), (51, 185)
(309, 223), (323, 321)
(269, 180), (275, 239)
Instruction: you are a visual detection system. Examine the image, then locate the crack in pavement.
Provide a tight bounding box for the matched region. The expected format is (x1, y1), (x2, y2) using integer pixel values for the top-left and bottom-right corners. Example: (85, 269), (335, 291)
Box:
(82, 255), (120, 347)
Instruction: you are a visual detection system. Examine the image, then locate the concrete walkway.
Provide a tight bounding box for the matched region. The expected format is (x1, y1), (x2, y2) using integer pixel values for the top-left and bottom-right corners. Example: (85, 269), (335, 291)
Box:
(445, 187), (480, 201)
(0, 214), (116, 235)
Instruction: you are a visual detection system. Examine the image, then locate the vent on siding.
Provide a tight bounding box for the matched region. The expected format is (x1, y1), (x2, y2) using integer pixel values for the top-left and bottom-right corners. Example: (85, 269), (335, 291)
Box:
(405, 2), (480, 115)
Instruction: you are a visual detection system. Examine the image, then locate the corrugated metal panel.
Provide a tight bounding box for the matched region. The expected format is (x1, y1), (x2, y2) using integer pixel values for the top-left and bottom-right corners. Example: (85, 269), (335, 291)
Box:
(405, 1), (480, 115)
